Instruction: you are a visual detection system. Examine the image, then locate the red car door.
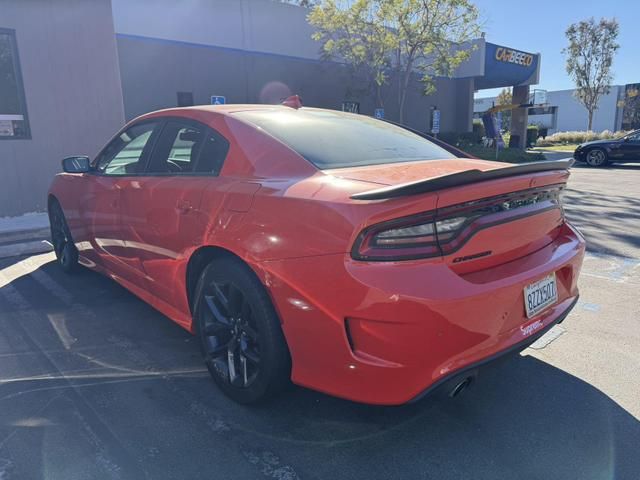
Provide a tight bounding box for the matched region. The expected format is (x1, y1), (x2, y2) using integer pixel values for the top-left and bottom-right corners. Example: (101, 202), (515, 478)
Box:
(88, 120), (161, 288)
(117, 118), (230, 313)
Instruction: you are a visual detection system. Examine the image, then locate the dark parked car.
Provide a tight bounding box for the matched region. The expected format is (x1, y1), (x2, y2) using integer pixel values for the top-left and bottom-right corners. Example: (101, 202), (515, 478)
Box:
(573, 129), (640, 167)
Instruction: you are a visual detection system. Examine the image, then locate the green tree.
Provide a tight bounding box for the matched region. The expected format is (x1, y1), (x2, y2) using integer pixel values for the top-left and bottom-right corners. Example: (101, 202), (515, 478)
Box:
(309, 1), (394, 109)
(563, 18), (619, 131)
(309, 0), (481, 122)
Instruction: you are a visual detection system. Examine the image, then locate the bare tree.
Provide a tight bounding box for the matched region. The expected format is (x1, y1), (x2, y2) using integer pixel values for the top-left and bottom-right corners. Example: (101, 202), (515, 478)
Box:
(563, 18), (619, 131)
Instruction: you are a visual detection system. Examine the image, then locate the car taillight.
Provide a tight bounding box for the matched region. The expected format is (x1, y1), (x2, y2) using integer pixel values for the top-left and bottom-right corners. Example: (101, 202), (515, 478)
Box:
(352, 213), (472, 261)
(351, 185), (565, 262)
(352, 212), (441, 261)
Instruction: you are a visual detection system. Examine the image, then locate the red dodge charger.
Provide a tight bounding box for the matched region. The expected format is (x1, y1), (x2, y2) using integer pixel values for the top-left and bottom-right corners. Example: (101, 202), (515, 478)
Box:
(48, 100), (585, 405)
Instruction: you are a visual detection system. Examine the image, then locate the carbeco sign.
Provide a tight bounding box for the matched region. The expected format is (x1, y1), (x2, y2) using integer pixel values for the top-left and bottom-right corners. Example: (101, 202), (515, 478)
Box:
(495, 47), (534, 67)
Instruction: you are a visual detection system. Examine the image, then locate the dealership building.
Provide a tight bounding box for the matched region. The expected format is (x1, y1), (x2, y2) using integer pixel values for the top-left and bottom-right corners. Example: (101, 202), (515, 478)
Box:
(2, 0), (542, 217)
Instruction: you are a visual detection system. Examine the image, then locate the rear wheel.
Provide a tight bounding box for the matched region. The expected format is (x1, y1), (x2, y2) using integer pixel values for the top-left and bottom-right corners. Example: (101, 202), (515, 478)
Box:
(585, 148), (608, 167)
(48, 200), (79, 273)
(193, 256), (291, 404)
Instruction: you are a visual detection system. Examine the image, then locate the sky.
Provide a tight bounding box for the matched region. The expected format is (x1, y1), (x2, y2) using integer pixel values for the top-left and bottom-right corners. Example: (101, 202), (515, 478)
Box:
(473, 0), (638, 98)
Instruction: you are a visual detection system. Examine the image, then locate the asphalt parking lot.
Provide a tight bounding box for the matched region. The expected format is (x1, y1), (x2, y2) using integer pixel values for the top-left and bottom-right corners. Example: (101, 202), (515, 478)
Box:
(0, 164), (639, 480)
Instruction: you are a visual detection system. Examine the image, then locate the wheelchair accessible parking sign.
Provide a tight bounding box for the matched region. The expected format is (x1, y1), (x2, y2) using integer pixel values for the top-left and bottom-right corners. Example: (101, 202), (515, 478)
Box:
(210, 96), (226, 105)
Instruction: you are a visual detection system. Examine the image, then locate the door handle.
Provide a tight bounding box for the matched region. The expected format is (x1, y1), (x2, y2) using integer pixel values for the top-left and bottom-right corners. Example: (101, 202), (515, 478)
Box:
(176, 200), (193, 214)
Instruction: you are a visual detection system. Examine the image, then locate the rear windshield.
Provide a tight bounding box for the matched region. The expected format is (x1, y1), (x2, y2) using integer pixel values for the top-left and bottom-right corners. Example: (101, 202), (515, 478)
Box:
(233, 108), (456, 169)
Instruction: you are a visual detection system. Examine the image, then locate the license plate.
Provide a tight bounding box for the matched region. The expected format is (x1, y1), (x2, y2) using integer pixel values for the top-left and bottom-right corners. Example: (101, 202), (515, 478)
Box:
(524, 273), (558, 319)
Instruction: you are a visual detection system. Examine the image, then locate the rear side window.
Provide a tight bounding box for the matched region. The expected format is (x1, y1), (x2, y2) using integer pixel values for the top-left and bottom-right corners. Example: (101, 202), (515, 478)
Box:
(196, 131), (230, 174)
(233, 109), (455, 169)
(147, 121), (203, 174)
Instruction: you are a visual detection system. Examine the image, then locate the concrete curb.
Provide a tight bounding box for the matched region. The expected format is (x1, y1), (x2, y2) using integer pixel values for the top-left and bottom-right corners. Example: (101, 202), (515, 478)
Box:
(0, 227), (53, 259)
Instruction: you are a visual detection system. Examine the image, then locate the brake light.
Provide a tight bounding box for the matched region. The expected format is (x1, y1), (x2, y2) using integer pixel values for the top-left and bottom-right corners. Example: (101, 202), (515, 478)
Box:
(351, 213), (442, 261)
(351, 185), (564, 261)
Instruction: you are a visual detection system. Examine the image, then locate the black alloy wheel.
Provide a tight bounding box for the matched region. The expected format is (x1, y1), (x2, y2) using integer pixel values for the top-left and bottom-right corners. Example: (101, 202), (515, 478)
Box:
(48, 201), (79, 273)
(585, 148), (608, 167)
(200, 281), (261, 388)
(195, 257), (290, 404)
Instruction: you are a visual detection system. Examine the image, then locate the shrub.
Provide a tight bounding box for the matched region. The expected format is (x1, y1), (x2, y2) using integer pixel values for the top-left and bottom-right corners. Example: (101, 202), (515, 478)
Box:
(535, 130), (629, 146)
(438, 130), (482, 147)
(472, 120), (485, 139)
(438, 131), (461, 146)
(526, 125), (538, 147)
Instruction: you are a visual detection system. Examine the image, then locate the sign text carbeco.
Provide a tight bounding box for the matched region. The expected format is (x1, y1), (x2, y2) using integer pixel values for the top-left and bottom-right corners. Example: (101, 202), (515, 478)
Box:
(495, 47), (533, 66)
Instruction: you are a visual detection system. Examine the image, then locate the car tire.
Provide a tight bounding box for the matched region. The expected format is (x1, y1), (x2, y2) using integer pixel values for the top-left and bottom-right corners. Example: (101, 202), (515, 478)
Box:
(193, 256), (291, 404)
(48, 200), (80, 274)
(585, 148), (608, 167)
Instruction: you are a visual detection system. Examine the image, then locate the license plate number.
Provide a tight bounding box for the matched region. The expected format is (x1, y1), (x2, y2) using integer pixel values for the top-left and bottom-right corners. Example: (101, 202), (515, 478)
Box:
(524, 273), (558, 319)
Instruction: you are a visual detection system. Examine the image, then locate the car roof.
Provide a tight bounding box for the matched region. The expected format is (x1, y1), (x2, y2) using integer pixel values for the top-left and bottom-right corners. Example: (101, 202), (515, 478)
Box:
(143, 104), (367, 120)
(162, 104), (297, 115)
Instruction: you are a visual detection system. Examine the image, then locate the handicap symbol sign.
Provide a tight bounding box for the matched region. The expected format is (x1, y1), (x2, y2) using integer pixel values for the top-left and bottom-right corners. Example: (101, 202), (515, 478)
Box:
(210, 96), (226, 105)
(374, 108), (385, 119)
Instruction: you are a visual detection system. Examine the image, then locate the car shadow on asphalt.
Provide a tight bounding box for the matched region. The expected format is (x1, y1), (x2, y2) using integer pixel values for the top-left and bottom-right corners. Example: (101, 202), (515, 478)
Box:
(563, 187), (640, 258)
(572, 162), (640, 170)
(0, 255), (638, 480)
(252, 354), (640, 480)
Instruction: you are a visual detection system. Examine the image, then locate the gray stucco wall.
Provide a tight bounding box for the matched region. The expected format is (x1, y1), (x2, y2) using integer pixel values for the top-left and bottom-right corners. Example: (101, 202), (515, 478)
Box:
(116, 34), (464, 133)
(113, 0), (469, 133)
(0, 0), (125, 217)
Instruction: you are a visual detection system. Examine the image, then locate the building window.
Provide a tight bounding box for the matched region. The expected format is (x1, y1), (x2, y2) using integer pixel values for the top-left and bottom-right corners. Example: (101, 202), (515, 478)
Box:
(0, 28), (30, 139)
(177, 91), (194, 107)
(621, 83), (640, 131)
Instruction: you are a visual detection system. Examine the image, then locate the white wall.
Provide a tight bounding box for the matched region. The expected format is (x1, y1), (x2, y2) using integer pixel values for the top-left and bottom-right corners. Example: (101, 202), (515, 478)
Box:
(112, 0), (321, 60)
(547, 88), (621, 132)
(473, 96), (495, 114)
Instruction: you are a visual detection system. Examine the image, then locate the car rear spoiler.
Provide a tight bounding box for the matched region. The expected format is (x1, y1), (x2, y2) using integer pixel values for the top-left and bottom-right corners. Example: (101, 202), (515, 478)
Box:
(350, 159), (574, 200)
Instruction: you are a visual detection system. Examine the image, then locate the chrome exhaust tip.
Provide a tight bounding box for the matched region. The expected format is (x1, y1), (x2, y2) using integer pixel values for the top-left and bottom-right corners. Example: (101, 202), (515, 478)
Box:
(449, 376), (473, 398)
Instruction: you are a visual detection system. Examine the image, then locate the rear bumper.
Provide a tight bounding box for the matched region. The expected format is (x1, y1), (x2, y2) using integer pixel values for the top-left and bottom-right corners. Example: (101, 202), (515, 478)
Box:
(258, 222), (586, 405)
(409, 295), (578, 403)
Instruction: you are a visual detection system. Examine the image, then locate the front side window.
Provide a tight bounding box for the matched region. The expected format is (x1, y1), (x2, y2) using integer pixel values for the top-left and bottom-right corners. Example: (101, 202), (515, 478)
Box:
(233, 108), (456, 169)
(146, 120), (229, 175)
(96, 122), (157, 175)
(0, 29), (30, 139)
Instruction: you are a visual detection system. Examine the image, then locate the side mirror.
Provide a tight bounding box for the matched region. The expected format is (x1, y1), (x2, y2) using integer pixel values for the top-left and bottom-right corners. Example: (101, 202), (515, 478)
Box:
(62, 156), (90, 173)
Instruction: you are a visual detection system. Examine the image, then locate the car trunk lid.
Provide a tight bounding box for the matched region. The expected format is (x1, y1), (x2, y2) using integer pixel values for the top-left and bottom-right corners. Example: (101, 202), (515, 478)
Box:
(346, 159), (571, 272)
(434, 170), (568, 273)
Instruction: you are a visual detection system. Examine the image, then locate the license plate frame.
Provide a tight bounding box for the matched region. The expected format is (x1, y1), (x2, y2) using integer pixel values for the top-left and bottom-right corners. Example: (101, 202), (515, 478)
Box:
(524, 273), (558, 319)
